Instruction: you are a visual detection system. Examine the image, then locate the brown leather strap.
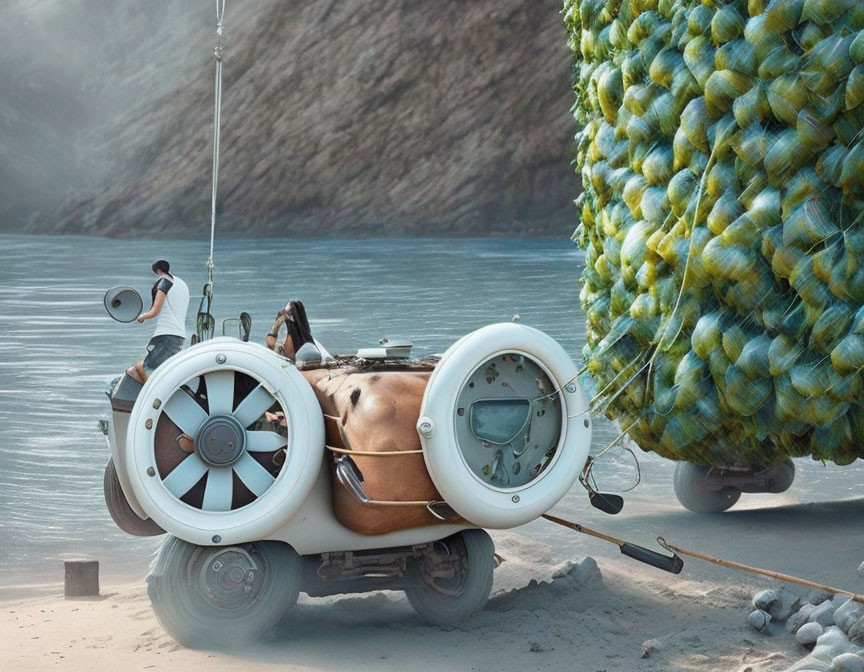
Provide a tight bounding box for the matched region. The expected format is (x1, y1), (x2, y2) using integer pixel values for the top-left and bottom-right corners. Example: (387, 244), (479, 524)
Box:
(326, 444), (423, 456)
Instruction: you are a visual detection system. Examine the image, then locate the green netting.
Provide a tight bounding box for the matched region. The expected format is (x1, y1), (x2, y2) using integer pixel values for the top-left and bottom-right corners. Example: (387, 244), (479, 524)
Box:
(565, 0), (864, 467)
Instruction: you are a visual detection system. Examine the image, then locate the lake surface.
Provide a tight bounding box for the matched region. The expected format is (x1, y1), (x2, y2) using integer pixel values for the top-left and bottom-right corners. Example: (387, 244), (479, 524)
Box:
(0, 234), (861, 599)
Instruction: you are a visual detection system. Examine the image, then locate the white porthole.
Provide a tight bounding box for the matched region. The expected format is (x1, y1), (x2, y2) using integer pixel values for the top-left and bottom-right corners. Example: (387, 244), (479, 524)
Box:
(126, 338), (324, 546)
(418, 324), (591, 528)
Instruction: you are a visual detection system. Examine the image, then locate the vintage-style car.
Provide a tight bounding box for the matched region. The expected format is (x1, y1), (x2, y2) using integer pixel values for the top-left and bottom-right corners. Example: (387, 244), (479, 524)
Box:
(100, 322), (592, 647)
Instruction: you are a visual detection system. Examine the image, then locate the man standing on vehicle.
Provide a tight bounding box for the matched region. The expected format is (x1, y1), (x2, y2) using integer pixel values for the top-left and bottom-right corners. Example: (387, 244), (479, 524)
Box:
(126, 259), (190, 383)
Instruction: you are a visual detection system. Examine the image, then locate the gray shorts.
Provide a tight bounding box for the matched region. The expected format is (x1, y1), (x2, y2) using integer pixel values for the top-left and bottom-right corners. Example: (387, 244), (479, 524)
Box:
(142, 335), (185, 374)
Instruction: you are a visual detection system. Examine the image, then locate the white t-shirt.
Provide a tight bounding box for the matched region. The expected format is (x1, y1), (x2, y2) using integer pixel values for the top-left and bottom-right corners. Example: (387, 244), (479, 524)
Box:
(151, 274), (190, 339)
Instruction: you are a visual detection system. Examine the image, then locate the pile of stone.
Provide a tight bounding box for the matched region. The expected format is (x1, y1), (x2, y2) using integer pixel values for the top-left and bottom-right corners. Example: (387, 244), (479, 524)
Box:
(747, 586), (864, 672)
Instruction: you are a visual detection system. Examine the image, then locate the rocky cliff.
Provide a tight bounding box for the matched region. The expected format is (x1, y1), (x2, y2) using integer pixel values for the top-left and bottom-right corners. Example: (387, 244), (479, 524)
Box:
(4, 0), (576, 237)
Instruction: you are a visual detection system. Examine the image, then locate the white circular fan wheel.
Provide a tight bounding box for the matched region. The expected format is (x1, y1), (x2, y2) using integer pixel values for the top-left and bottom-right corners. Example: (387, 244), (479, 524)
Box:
(417, 323), (591, 529)
(126, 338), (324, 546)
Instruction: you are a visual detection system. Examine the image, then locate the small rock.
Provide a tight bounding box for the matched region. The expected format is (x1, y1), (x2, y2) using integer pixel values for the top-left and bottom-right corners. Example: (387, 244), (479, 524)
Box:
(847, 616), (864, 643)
(828, 653), (864, 672)
(835, 595), (854, 609)
(786, 656), (830, 672)
(790, 605), (820, 633)
(641, 639), (660, 659)
(749, 609), (773, 633)
(834, 600), (864, 633)
(799, 623), (826, 647)
(811, 601), (839, 628)
(755, 589), (779, 612)
(813, 626), (853, 661)
(772, 587), (803, 621)
(809, 591), (835, 606)
(857, 562), (864, 579)
(551, 557), (603, 586)
(819, 627), (852, 649)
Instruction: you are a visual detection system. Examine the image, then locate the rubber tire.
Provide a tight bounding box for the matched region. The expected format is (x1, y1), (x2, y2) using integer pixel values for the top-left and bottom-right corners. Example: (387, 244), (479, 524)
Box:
(103, 459), (164, 537)
(406, 529), (495, 627)
(147, 536), (301, 649)
(764, 459), (795, 493)
(673, 462), (741, 514)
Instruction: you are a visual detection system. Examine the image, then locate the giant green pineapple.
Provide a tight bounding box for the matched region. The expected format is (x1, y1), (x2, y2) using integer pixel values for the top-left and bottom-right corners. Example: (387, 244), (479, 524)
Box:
(565, 0), (864, 466)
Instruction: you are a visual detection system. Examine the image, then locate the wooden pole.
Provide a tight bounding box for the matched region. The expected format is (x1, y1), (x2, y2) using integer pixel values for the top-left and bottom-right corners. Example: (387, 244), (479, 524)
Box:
(64, 560), (99, 598)
(656, 537), (864, 604)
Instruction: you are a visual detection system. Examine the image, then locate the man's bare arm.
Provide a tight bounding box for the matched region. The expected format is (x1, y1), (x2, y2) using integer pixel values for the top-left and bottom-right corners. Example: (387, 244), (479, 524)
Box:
(138, 290), (167, 323)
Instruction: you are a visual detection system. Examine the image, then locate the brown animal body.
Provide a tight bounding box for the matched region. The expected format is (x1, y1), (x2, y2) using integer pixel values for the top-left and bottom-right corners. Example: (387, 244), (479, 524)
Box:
(301, 367), (451, 535)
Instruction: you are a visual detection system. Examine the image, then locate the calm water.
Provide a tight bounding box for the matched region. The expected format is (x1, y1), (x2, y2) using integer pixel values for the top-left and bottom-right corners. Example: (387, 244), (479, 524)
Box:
(0, 234), (860, 597)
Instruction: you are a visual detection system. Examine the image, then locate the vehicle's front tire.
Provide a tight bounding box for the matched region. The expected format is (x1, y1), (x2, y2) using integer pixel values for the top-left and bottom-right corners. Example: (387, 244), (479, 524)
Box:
(103, 459), (164, 536)
(147, 536), (301, 648)
(406, 529), (495, 627)
(673, 462), (741, 513)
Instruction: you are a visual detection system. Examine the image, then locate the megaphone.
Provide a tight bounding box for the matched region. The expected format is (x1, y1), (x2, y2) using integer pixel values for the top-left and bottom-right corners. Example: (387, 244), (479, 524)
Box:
(104, 286), (143, 323)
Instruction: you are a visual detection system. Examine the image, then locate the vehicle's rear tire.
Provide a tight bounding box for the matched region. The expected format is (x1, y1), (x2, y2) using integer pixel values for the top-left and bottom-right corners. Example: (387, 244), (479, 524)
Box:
(103, 459), (164, 536)
(406, 529), (495, 627)
(673, 462), (741, 513)
(147, 536), (301, 649)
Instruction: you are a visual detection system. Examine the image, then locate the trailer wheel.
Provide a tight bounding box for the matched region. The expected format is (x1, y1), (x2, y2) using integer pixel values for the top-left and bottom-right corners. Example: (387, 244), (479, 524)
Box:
(673, 462), (741, 513)
(103, 459), (164, 536)
(147, 536), (301, 648)
(764, 459), (795, 493)
(406, 529), (495, 627)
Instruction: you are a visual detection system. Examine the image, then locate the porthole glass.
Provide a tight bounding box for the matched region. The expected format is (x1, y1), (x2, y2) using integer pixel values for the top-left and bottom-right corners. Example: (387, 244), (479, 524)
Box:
(454, 353), (562, 489)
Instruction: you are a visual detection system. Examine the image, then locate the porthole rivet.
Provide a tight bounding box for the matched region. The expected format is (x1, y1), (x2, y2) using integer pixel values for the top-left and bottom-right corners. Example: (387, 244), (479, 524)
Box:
(146, 466), (156, 477)
(511, 495), (520, 503)
(566, 384), (577, 393)
(145, 419), (153, 430)
(216, 354), (227, 365)
(212, 535), (222, 544)
(457, 408), (465, 416)
(152, 399), (162, 410)
(418, 418), (435, 438)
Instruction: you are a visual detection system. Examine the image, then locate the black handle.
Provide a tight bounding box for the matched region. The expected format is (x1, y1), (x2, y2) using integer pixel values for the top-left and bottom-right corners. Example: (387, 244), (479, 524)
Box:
(588, 491), (624, 515)
(620, 543), (684, 574)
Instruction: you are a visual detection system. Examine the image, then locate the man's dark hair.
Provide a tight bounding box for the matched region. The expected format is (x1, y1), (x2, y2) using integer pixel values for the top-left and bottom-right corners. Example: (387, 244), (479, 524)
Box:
(152, 259), (170, 274)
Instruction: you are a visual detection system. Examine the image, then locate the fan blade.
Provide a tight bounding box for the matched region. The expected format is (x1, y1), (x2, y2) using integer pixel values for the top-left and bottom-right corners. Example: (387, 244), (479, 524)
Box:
(245, 430), (288, 452)
(234, 453), (275, 496)
(204, 370), (235, 415)
(202, 467), (233, 511)
(163, 390), (208, 436)
(162, 455), (208, 499)
(233, 385), (276, 428)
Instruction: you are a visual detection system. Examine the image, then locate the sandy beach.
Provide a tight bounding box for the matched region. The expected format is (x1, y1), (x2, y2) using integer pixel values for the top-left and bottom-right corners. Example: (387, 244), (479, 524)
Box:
(3, 406), (863, 672)
(6, 508), (855, 672)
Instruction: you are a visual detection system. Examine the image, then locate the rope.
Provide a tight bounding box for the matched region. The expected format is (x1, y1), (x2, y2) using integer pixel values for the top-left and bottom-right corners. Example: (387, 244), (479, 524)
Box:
(656, 537), (864, 604)
(326, 445), (424, 456)
(208, 0), (226, 286)
(541, 513), (629, 547)
(191, 0), (224, 345)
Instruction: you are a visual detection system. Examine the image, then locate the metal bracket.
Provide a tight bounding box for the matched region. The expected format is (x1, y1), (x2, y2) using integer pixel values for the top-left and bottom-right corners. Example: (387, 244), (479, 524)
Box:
(333, 456), (443, 509)
(334, 457), (370, 505)
(579, 455), (624, 514)
(703, 463), (789, 493)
